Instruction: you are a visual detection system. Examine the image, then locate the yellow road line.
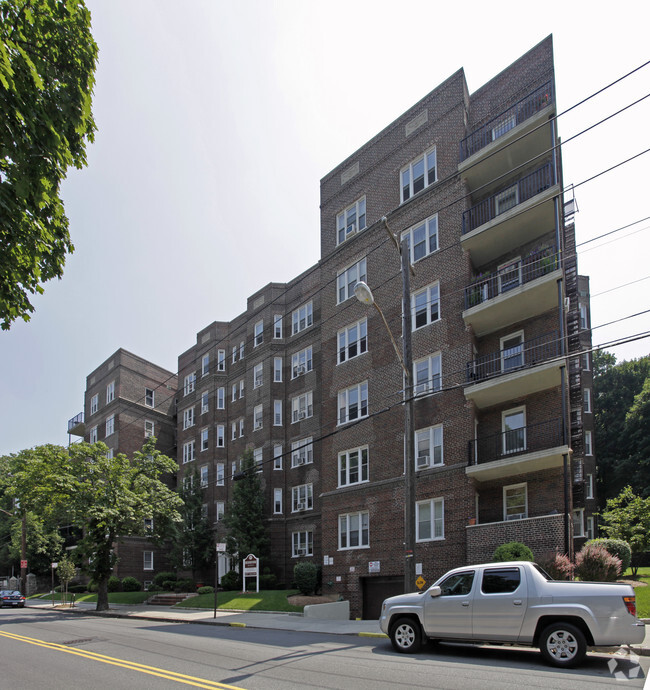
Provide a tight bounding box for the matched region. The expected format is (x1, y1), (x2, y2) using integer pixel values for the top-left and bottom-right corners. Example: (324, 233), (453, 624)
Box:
(0, 630), (245, 689)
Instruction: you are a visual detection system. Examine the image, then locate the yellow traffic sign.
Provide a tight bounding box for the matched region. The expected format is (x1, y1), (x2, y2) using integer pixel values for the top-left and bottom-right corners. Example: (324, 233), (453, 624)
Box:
(415, 575), (426, 590)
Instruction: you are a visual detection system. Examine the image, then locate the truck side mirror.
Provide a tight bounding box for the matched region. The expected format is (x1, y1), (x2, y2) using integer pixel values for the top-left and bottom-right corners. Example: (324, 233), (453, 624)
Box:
(429, 585), (442, 598)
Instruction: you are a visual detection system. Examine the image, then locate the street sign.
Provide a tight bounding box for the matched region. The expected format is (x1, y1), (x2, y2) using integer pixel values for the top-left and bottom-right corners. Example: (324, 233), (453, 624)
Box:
(51, 562), (58, 568)
(415, 576), (426, 590)
(216, 543), (227, 553)
(20, 560), (27, 569)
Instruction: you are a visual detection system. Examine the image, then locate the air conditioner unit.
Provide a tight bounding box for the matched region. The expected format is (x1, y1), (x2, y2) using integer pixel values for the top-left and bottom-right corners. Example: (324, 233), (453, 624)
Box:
(506, 513), (525, 521)
(295, 364), (306, 376)
(298, 412), (306, 420)
(347, 222), (357, 235)
(296, 502), (306, 511)
(416, 455), (430, 469)
(296, 456), (305, 465)
(255, 376), (263, 387)
(295, 548), (305, 556)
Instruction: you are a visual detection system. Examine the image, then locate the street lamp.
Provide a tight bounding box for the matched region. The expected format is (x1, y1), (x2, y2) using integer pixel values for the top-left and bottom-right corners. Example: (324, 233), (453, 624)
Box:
(354, 236), (416, 593)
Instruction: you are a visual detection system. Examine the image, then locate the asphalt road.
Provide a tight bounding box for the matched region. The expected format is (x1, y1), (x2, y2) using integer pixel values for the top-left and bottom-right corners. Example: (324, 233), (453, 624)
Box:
(1, 608), (648, 689)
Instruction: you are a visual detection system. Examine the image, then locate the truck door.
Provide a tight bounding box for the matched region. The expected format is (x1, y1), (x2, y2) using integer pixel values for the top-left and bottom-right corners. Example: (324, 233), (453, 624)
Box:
(472, 566), (528, 641)
(423, 570), (475, 638)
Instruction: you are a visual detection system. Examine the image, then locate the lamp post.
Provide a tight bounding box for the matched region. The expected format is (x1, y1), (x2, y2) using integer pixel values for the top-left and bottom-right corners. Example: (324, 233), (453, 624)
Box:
(354, 235), (416, 593)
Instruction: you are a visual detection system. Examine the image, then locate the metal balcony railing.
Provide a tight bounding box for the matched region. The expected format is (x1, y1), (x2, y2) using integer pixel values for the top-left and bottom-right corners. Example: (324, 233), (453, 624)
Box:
(67, 411), (84, 432)
(466, 331), (561, 384)
(463, 246), (559, 310)
(461, 162), (556, 235)
(468, 417), (564, 466)
(460, 81), (554, 162)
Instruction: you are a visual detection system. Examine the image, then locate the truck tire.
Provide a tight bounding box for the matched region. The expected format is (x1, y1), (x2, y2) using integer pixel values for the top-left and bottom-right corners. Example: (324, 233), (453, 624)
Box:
(539, 622), (587, 668)
(390, 617), (422, 653)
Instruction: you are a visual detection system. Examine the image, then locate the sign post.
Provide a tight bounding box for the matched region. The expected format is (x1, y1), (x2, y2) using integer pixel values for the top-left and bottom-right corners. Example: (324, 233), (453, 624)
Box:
(51, 562), (57, 608)
(214, 543), (226, 618)
(243, 554), (259, 593)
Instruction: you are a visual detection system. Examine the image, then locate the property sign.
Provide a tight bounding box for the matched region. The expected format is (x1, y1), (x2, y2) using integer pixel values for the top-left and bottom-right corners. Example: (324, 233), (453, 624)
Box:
(20, 560), (27, 569)
(216, 543), (227, 553)
(243, 554), (259, 593)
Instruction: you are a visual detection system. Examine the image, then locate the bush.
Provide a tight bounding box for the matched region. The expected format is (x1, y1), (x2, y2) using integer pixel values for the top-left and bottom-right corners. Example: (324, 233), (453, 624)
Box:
(176, 578), (195, 592)
(87, 579), (98, 593)
(197, 586), (214, 595)
(220, 570), (241, 591)
(493, 541), (534, 562)
(575, 544), (621, 582)
(67, 583), (87, 594)
(537, 551), (574, 580)
(293, 561), (318, 596)
(586, 539), (631, 574)
(162, 580), (177, 591)
(107, 575), (122, 592)
(122, 576), (142, 592)
(260, 567), (278, 590)
(153, 571), (177, 588)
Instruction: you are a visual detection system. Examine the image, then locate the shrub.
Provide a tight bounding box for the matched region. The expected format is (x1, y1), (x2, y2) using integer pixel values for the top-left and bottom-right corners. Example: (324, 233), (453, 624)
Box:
(575, 544), (621, 582)
(67, 583), (88, 594)
(537, 551), (574, 580)
(197, 586), (214, 595)
(220, 570), (241, 591)
(260, 567), (278, 590)
(585, 539), (631, 574)
(493, 541), (534, 562)
(176, 578), (195, 592)
(293, 561), (318, 595)
(122, 576), (142, 592)
(153, 571), (177, 588)
(107, 575), (122, 592)
(87, 579), (98, 593)
(162, 580), (177, 591)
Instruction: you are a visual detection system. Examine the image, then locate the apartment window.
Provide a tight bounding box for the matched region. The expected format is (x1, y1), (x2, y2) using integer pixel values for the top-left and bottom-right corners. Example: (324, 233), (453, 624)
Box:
(273, 444), (283, 470)
(253, 447), (263, 470)
(336, 197), (366, 245)
(239, 340), (245, 360)
(201, 503), (208, 520)
(254, 404), (263, 430)
(184, 372), (196, 395)
(216, 463), (225, 486)
(292, 346), (313, 378)
(183, 440), (195, 464)
(585, 430), (593, 456)
(106, 380), (115, 403)
(217, 387), (225, 409)
(572, 508), (585, 538)
(338, 446), (369, 487)
(274, 314), (283, 339)
(274, 357), (283, 382)
(416, 498), (444, 541)
(337, 258), (367, 304)
(584, 388), (592, 414)
(292, 530), (313, 557)
(291, 391), (313, 423)
(291, 484), (313, 512)
(502, 407), (526, 455)
(413, 354), (441, 396)
(501, 332), (524, 372)
(144, 518), (153, 532)
(201, 391), (209, 414)
(232, 384), (237, 402)
(214, 351), (224, 373)
(254, 363), (263, 388)
(215, 501), (225, 521)
(579, 304), (589, 330)
(200, 428), (209, 451)
(89, 425), (98, 443)
(412, 282), (440, 329)
(274, 400), (282, 426)
(231, 461), (237, 478)
(339, 511), (369, 549)
(200, 465), (208, 487)
(232, 345), (238, 364)
(105, 414), (115, 437)
(89, 393), (98, 415)
(415, 425), (443, 469)
(338, 319), (367, 364)
(292, 302), (313, 334)
(504, 483), (527, 520)
(586, 473), (594, 500)
(401, 146), (436, 202)
(231, 422), (237, 440)
(216, 424), (225, 448)
(202, 354), (210, 376)
(183, 407), (195, 430)
(338, 381), (368, 425)
(583, 353), (591, 371)
(239, 419), (244, 437)
(291, 438), (313, 467)
(145, 388), (155, 408)
(274, 488), (283, 514)
(143, 551), (153, 571)
(402, 214), (438, 263)
(254, 320), (264, 347)
(145, 420), (154, 438)
(586, 516), (595, 540)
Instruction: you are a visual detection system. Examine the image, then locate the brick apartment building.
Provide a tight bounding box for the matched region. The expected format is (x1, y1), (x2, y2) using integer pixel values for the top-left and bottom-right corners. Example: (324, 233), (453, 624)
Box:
(68, 36), (597, 618)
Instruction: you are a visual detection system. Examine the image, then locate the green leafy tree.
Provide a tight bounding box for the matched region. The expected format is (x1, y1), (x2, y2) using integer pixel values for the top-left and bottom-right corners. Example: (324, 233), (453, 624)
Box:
(9, 510), (63, 575)
(57, 555), (76, 605)
(599, 486), (650, 556)
(0, 0), (98, 329)
(223, 449), (269, 575)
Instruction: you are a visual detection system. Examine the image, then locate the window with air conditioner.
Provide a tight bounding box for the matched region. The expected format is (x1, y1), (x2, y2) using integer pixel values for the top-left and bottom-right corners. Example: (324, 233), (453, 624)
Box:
(145, 420), (154, 438)
(292, 438), (313, 467)
(291, 346), (313, 378)
(415, 426), (443, 470)
(291, 391), (313, 423)
(291, 484), (313, 512)
(254, 363), (263, 388)
(184, 372), (196, 395)
(254, 405), (263, 430)
(413, 354), (441, 396)
(504, 483), (527, 521)
(337, 197), (366, 245)
(183, 407), (195, 430)
(292, 530), (313, 557)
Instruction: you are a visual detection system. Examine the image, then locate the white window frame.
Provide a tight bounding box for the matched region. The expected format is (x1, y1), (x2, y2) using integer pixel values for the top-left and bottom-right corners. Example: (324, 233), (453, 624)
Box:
(401, 214), (438, 263)
(274, 488), (283, 514)
(337, 196), (366, 245)
(143, 551), (154, 571)
(200, 465), (208, 487)
(338, 318), (368, 364)
(291, 391), (313, 423)
(216, 463), (225, 486)
(184, 372), (196, 395)
(338, 381), (368, 425)
(586, 516), (595, 540)
(231, 422), (237, 440)
(274, 400), (282, 426)
(216, 424), (225, 448)
(585, 430), (593, 456)
(274, 314), (283, 339)
(144, 388), (155, 408)
(584, 388), (592, 414)
(183, 407), (195, 430)
(415, 425), (443, 469)
(498, 257), (522, 293)
(217, 349), (225, 372)
(105, 414), (115, 437)
(292, 302), (313, 335)
(254, 447), (263, 470)
(217, 387), (225, 409)
(106, 380), (115, 404)
(413, 353), (442, 396)
(495, 184), (519, 215)
(201, 391), (209, 414)
(579, 304), (588, 330)
(400, 146), (436, 202)
(200, 427), (209, 451)
(232, 384), (237, 402)
(274, 356), (283, 382)
(586, 473), (594, 500)
(183, 440), (195, 464)
(337, 258), (367, 304)
(492, 112), (516, 141)
(145, 420), (154, 438)
(503, 482), (528, 521)
(202, 354), (210, 376)
(254, 320), (264, 347)
(502, 406), (526, 455)
(254, 362), (263, 388)
(292, 530), (314, 557)
(254, 404), (263, 430)
(215, 501), (225, 522)
(501, 331), (524, 372)
(291, 438), (313, 467)
(411, 282), (440, 330)
(573, 508), (585, 538)
(239, 340), (245, 360)
(416, 497), (444, 542)
(89, 425), (98, 443)
(232, 345), (238, 364)
(291, 484), (313, 512)
(239, 419), (244, 437)
(291, 346), (313, 378)
(338, 511), (369, 550)
(273, 444), (283, 470)
(338, 446), (369, 487)
(90, 394), (98, 415)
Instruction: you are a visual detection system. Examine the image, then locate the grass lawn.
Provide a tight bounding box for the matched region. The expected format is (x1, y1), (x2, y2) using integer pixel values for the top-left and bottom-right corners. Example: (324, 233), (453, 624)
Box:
(623, 567), (650, 619)
(31, 591), (152, 605)
(177, 590), (302, 613)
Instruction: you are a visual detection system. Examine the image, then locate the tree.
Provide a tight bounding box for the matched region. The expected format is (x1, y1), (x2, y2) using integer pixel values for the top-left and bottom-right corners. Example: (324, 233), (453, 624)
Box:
(9, 510), (63, 575)
(1, 438), (183, 611)
(599, 486), (650, 552)
(57, 554), (76, 606)
(223, 449), (269, 577)
(0, 0), (98, 329)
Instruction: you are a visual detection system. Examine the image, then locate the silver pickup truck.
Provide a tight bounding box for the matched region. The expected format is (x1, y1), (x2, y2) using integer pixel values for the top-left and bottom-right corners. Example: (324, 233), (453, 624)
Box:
(379, 561), (645, 667)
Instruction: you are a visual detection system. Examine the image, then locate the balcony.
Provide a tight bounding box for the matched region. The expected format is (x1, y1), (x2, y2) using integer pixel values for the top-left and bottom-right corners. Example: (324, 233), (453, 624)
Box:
(461, 162), (559, 266)
(459, 82), (555, 189)
(462, 248), (561, 336)
(67, 411), (85, 437)
(465, 332), (563, 409)
(467, 418), (568, 482)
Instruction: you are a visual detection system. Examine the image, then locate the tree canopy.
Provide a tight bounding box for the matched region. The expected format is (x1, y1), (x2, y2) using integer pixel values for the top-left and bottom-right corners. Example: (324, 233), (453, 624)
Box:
(599, 486), (650, 554)
(0, 0), (98, 329)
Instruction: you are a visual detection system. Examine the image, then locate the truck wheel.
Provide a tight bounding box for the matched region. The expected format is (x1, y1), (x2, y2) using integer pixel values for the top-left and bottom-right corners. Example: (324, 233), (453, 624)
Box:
(539, 623), (586, 668)
(390, 617), (422, 653)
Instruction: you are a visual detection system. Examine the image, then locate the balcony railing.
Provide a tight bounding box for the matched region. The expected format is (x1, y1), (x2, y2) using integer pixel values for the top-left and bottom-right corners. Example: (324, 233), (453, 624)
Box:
(466, 331), (560, 384)
(461, 162), (556, 235)
(464, 246), (559, 310)
(460, 81), (554, 162)
(468, 417), (564, 466)
(67, 411), (84, 432)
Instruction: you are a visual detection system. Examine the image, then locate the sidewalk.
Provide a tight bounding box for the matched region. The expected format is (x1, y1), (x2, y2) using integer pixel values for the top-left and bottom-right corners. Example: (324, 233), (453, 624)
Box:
(26, 600), (650, 656)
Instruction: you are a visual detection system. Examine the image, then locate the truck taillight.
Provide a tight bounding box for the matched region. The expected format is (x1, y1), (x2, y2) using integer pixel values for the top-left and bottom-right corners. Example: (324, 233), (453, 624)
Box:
(623, 596), (637, 617)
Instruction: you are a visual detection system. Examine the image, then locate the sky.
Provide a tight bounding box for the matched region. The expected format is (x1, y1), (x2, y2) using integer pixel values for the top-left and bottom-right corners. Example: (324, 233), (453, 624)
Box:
(1, 0), (649, 455)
